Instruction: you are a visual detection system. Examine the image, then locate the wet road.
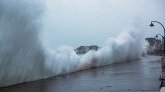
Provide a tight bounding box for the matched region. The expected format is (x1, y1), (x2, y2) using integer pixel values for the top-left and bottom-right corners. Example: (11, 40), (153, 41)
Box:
(0, 55), (161, 92)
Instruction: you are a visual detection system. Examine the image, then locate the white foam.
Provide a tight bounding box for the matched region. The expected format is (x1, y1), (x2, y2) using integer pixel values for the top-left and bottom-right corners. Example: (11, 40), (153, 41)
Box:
(0, 0), (145, 87)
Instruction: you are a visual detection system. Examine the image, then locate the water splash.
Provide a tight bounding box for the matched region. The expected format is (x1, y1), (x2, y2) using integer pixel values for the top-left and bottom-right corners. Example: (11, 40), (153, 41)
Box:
(0, 0), (145, 87)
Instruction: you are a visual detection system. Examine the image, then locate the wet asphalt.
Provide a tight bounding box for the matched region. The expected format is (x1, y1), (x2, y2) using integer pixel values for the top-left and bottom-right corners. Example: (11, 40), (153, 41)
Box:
(0, 55), (161, 92)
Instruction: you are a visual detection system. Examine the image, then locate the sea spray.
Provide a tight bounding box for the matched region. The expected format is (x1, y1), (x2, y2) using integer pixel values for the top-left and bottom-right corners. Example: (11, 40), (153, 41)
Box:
(0, 0), (49, 87)
(0, 0), (145, 87)
(44, 25), (145, 76)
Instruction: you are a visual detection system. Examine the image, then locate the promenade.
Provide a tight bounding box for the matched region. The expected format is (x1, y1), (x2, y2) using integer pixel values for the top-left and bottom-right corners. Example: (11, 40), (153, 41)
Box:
(0, 55), (161, 92)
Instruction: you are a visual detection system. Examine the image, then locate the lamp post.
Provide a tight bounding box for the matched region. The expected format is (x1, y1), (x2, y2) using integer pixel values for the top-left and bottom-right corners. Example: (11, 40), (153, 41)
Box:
(156, 34), (164, 39)
(151, 21), (165, 88)
(150, 21), (165, 55)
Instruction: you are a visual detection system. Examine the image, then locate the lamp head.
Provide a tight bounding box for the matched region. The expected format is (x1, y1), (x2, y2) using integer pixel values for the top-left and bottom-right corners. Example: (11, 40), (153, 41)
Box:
(150, 22), (154, 27)
(155, 35), (158, 38)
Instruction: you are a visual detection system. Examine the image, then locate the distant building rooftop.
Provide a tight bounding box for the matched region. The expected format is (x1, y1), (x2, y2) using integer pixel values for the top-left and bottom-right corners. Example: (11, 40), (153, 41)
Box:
(75, 45), (100, 54)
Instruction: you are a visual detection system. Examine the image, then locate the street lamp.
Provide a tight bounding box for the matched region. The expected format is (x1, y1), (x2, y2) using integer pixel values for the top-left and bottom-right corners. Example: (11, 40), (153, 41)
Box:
(156, 34), (164, 40)
(151, 21), (165, 88)
(150, 21), (165, 55)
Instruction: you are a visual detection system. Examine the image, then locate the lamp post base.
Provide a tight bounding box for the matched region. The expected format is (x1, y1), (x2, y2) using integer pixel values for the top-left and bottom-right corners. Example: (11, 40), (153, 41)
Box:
(160, 56), (165, 88)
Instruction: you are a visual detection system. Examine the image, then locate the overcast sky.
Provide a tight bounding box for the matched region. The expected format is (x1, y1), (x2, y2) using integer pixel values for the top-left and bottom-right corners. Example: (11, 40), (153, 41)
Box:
(41, 0), (165, 49)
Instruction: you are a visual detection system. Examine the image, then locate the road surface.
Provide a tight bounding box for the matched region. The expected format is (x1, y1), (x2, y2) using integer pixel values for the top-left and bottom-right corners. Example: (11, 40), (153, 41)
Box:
(0, 55), (161, 92)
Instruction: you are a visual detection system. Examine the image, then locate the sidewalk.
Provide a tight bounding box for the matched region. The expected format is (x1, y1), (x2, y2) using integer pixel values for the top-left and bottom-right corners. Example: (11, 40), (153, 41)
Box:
(0, 56), (161, 92)
(160, 87), (165, 92)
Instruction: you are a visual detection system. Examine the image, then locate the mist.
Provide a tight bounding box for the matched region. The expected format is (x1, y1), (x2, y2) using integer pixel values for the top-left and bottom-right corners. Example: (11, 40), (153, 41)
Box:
(0, 0), (164, 87)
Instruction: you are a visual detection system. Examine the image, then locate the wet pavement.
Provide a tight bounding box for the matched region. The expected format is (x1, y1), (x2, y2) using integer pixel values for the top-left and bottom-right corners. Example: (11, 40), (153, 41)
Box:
(0, 55), (161, 92)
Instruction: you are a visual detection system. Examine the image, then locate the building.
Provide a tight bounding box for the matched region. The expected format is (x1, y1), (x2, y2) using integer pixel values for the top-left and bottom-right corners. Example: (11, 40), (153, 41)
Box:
(145, 37), (163, 55)
(75, 45), (100, 54)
